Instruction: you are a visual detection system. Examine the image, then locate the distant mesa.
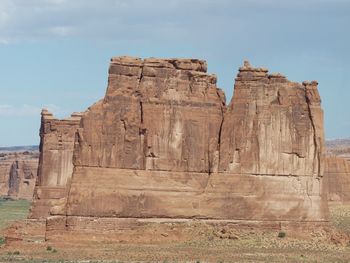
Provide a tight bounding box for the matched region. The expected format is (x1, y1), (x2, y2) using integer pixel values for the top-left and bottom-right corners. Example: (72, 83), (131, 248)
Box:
(0, 145), (39, 152)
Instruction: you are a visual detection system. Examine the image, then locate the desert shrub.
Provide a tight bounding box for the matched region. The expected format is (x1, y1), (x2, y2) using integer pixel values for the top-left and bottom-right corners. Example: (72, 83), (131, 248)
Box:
(0, 236), (5, 245)
(46, 245), (52, 251)
(13, 251), (20, 255)
(278, 231), (286, 238)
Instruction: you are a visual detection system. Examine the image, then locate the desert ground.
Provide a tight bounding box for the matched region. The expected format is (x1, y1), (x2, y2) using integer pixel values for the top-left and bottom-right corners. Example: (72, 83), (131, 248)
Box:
(0, 198), (350, 263)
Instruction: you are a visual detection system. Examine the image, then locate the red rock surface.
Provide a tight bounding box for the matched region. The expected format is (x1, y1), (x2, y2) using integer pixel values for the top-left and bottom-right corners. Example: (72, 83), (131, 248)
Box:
(29, 110), (82, 218)
(29, 57), (328, 235)
(324, 139), (350, 203)
(324, 156), (350, 202)
(219, 62), (324, 177)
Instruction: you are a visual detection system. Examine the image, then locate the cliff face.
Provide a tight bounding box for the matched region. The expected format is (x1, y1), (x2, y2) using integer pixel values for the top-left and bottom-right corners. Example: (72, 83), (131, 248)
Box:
(30, 57), (328, 223)
(36, 110), (82, 187)
(324, 138), (350, 203)
(324, 156), (350, 202)
(74, 57), (224, 172)
(29, 110), (82, 218)
(219, 62), (324, 177)
(0, 152), (38, 200)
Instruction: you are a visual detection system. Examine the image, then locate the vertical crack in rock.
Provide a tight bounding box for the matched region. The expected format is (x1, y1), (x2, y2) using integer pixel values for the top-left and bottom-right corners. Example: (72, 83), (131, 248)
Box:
(139, 101), (144, 124)
(217, 99), (225, 166)
(207, 138), (211, 175)
(189, 79), (194, 93)
(304, 83), (321, 177)
(202, 137), (212, 193)
(137, 63), (147, 169)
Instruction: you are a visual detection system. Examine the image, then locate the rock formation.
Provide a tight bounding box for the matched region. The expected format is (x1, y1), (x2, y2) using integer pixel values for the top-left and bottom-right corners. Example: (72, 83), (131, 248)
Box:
(29, 57), (328, 235)
(323, 139), (350, 203)
(29, 110), (82, 218)
(324, 156), (350, 202)
(219, 62), (324, 177)
(0, 151), (38, 200)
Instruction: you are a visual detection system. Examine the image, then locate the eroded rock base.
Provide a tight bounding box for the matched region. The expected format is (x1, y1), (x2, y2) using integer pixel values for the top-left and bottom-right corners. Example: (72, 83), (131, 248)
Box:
(62, 167), (328, 222)
(45, 215), (330, 243)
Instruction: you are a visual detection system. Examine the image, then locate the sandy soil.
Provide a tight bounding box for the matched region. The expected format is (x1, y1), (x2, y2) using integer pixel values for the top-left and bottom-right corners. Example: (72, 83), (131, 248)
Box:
(1, 200), (350, 262)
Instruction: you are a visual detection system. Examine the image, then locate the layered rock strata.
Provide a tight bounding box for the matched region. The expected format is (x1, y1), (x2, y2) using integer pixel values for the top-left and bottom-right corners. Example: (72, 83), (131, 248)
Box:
(30, 57), (328, 230)
(29, 110), (82, 218)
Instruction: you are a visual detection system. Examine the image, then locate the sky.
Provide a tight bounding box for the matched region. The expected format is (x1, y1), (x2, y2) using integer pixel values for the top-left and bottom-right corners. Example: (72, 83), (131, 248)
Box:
(0, 0), (349, 146)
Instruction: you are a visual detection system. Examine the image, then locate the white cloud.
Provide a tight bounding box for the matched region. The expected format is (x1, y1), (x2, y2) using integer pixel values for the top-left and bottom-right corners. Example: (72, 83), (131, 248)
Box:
(0, 10), (10, 24)
(0, 0), (348, 45)
(44, 0), (67, 4)
(49, 26), (76, 36)
(0, 0), (14, 28)
(0, 38), (9, 44)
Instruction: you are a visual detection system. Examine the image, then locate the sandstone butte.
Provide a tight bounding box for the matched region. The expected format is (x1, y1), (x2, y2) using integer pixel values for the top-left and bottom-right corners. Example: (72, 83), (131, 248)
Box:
(27, 56), (331, 239)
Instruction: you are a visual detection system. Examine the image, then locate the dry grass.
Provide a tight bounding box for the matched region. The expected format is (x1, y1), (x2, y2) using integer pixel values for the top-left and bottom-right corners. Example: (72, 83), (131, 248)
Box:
(330, 204), (350, 234)
(1, 200), (350, 262)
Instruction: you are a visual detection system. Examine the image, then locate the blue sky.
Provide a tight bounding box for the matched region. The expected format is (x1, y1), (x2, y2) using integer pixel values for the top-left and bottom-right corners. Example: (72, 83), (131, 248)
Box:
(0, 0), (349, 145)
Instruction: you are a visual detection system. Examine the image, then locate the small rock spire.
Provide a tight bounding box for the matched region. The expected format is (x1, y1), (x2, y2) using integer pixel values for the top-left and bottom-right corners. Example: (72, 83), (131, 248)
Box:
(243, 60), (251, 68)
(41, 108), (53, 118)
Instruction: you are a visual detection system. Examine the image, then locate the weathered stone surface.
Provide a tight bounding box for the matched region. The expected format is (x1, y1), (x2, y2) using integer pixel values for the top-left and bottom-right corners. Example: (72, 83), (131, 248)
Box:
(29, 110), (82, 218)
(74, 57), (224, 172)
(219, 62), (324, 177)
(65, 167), (325, 221)
(30, 57), (328, 229)
(324, 156), (350, 202)
(324, 139), (350, 203)
(0, 152), (38, 200)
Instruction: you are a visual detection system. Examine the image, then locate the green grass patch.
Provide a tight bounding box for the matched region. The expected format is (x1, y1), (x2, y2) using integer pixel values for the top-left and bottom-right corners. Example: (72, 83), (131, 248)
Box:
(0, 236), (5, 245)
(0, 198), (30, 230)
